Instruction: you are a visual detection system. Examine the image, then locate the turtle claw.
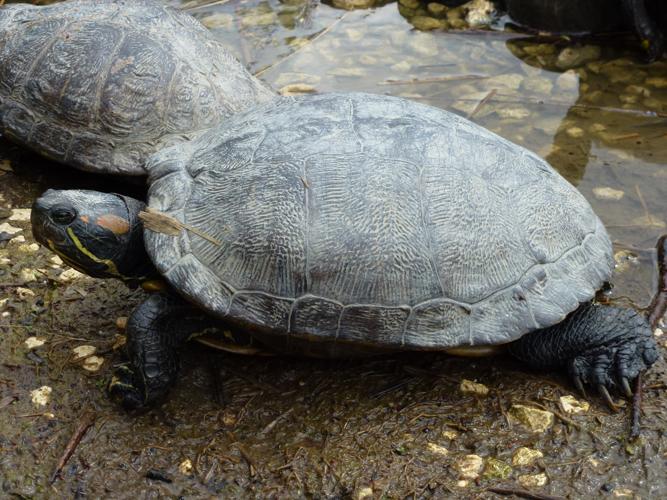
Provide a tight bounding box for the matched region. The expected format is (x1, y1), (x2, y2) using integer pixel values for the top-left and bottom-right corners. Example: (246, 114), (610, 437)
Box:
(597, 384), (619, 412)
(573, 376), (587, 399)
(621, 378), (633, 398)
(108, 363), (146, 410)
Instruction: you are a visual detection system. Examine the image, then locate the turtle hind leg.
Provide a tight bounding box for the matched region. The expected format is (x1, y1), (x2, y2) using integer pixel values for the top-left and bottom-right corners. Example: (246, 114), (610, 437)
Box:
(108, 292), (219, 410)
(507, 304), (658, 407)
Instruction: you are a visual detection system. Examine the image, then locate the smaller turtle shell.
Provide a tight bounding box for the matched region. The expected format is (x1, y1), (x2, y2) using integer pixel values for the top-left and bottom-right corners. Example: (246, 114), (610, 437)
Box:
(0, 0), (273, 175)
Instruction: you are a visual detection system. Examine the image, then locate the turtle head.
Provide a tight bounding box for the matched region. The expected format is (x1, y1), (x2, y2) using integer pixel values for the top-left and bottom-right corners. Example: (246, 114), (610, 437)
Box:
(31, 190), (157, 287)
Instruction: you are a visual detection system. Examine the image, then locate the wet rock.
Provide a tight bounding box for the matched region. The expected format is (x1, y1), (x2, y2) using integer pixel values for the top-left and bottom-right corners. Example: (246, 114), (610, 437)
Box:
(426, 442), (449, 456)
(279, 83), (317, 96)
(459, 379), (489, 397)
(508, 404), (554, 433)
(593, 186), (624, 201)
(559, 395), (590, 414)
(512, 447), (543, 466)
(9, 208), (31, 221)
(240, 9), (276, 28)
(201, 13), (233, 29)
(496, 106), (531, 120)
(566, 127), (584, 139)
(483, 458), (512, 479)
(645, 76), (667, 89)
(427, 2), (447, 17)
(518, 472), (548, 487)
(614, 250), (639, 273)
(523, 44), (556, 56)
(83, 356), (104, 372)
(30, 386), (52, 407)
(73, 345), (97, 360)
(556, 45), (601, 70)
(456, 454), (484, 479)
(411, 16), (448, 31)
(24, 337), (46, 350)
(465, 0), (494, 26)
(399, 0), (420, 9)
(332, 0), (378, 9)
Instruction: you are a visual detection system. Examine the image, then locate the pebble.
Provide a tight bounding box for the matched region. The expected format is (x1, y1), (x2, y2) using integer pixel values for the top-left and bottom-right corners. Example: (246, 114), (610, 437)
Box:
(356, 487), (373, 500)
(279, 83), (317, 96)
(522, 77), (553, 95)
(178, 458), (194, 475)
(82, 356), (104, 372)
(592, 186), (625, 201)
(24, 337), (46, 350)
(411, 16), (448, 31)
(508, 404), (554, 433)
(512, 447), (543, 466)
(465, 0), (494, 26)
(556, 45), (601, 70)
(456, 454), (484, 479)
(559, 395), (590, 414)
(332, 0), (377, 9)
(19, 268), (37, 284)
(0, 222), (22, 235)
(426, 442), (449, 456)
(201, 13), (233, 29)
(442, 430), (458, 440)
(483, 458), (512, 479)
(518, 472), (548, 487)
(16, 287), (35, 299)
(496, 106), (531, 120)
(58, 268), (85, 283)
(655, 328), (663, 337)
(9, 208), (31, 221)
(565, 127), (585, 139)
(31, 386), (52, 407)
(73, 345), (97, 359)
(427, 2), (447, 17)
(459, 379), (489, 397)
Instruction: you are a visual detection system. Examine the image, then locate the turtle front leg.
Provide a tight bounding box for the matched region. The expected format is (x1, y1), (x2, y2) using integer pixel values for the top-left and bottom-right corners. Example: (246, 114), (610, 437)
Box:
(109, 292), (218, 410)
(622, 0), (665, 61)
(507, 304), (658, 407)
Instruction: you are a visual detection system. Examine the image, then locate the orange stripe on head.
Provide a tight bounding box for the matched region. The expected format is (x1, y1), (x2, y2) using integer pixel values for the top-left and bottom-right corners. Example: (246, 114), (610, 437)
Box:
(80, 215), (90, 223)
(96, 214), (130, 235)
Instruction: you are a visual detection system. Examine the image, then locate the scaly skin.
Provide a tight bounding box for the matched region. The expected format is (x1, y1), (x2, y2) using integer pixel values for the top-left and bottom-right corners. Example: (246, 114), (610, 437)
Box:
(508, 304), (658, 404)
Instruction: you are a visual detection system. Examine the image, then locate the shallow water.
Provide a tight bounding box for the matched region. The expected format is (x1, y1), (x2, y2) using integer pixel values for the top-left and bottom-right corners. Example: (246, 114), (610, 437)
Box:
(1, 0), (666, 498)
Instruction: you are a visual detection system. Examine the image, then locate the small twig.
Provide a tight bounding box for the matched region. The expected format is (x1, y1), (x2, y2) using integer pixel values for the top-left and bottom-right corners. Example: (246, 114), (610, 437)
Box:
(630, 373), (643, 439)
(260, 407), (294, 435)
(50, 410), (96, 483)
(487, 485), (565, 500)
(467, 88), (497, 119)
(379, 74), (488, 86)
(648, 235), (667, 330)
(634, 185), (656, 226)
(254, 12), (350, 77)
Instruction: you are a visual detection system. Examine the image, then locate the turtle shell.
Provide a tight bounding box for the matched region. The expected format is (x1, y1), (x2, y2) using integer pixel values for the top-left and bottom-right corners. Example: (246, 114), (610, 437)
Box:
(144, 93), (613, 354)
(0, 0), (273, 175)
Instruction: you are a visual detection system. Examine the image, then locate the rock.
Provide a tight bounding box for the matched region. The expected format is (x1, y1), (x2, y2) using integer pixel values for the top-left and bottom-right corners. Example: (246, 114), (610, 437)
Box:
(58, 268), (84, 283)
(49, 255), (63, 266)
(565, 127), (585, 139)
(486, 73), (523, 91)
(625, 84), (650, 96)
(25, 337), (46, 350)
(456, 454), (484, 479)
(460, 379), (489, 397)
(0, 222), (22, 235)
(399, 0), (420, 9)
(19, 268), (37, 284)
(73, 345), (97, 360)
(332, 0), (377, 8)
(356, 486), (373, 500)
(589, 123), (606, 133)
(559, 395), (590, 414)
(279, 83), (317, 96)
(18, 243), (40, 254)
(442, 430), (458, 440)
(31, 386), (52, 407)
(179, 458), (193, 475)
(512, 447), (543, 466)
(556, 45), (601, 70)
(427, 2), (447, 17)
(508, 404), (554, 433)
(426, 442), (449, 456)
(655, 328), (663, 337)
(483, 458), (512, 479)
(518, 472), (548, 487)
(9, 208), (31, 221)
(612, 489), (635, 498)
(614, 250), (639, 273)
(496, 106), (531, 120)
(465, 0), (494, 26)
(200, 13), (233, 29)
(645, 76), (667, 88)
(240, 10), (276, 29)
(593, 187), (624, 201)
(456, 480), (469, 487)
(522, 77), (553, 95)
(411, 16), (448, 31)
(82, 356), (104, 372)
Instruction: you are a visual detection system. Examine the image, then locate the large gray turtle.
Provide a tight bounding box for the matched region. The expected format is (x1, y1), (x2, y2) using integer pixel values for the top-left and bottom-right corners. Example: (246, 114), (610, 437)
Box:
(30, 93), (658, 409)
(0, 0), (273, 176)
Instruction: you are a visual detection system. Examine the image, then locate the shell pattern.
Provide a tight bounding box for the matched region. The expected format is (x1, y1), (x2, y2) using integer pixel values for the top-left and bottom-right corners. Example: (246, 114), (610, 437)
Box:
(144, 93), (614, 354)
(0, 0), (273, 175)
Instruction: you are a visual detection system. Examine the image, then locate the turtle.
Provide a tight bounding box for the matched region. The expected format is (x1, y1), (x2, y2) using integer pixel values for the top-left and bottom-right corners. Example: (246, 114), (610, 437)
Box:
(30, 92), (658, 409)
(0, 0), (274, 176)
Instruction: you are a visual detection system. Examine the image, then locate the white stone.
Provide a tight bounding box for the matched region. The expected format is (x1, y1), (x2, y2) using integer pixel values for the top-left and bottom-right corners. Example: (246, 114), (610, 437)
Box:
(456, 454), (484, 479)
(25, 337), (46, 349)
(509, 404), (554, 433)
(9, 208), (31, 221)
(593, 186), (624, 200)
(82, 356), (104, 372)
(518, 472), (548, 487)
(426, 442), (449, 456)
(512, 447), (543, 466)
(58, 268), (84, 282)
(73, 345), (97, 359)
(31, 386), (52, 407)
(460, 379), (489, 396)
(179, 458), (193, 475)
(356, 487), (373, 500)
(559, 395), (590, 414)
(0, 222), (22, 235)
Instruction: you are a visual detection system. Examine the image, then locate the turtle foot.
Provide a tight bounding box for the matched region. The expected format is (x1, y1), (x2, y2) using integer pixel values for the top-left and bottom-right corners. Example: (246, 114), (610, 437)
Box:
(108, 363), (147, 410)
(567, 335), (658, 410)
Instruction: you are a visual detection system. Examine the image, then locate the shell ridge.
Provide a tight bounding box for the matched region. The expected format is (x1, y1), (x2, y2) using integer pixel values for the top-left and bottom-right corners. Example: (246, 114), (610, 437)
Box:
(92, 31), (127, 128)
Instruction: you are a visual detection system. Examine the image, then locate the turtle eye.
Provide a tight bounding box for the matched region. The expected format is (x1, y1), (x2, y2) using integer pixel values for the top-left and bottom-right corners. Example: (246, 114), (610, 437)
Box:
(50, 205), (77, 225)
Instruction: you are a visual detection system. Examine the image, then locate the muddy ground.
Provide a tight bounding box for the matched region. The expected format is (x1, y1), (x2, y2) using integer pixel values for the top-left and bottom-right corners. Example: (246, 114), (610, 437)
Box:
(1, 0), (667, 498)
